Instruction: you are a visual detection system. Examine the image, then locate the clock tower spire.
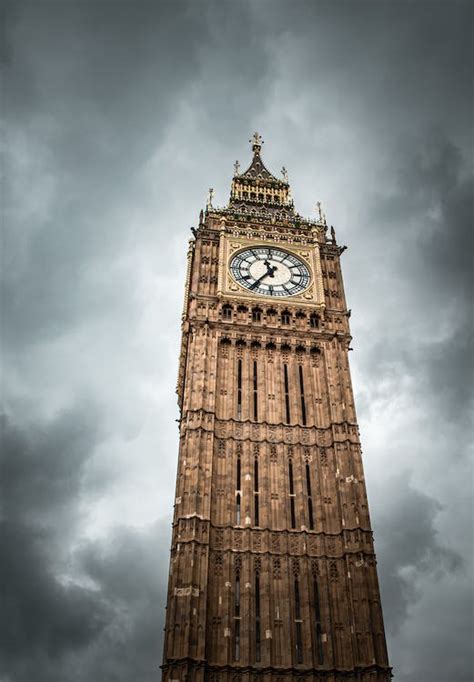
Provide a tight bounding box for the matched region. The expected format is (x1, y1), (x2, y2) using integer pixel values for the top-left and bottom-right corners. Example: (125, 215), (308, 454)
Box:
(229, 132), (294, 215)
(162, 137), (392, 681)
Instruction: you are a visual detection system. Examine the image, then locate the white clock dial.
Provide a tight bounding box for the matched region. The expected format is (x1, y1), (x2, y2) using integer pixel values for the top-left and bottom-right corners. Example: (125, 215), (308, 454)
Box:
(229, 246), (311, 297)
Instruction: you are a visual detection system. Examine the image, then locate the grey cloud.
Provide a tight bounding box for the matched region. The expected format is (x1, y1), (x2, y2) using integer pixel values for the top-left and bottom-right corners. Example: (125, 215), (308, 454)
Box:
(1, 406), (103, 527)
(1, 521), (170, 682)
(74, 523), (171, 681)
(374, 473), (463, 636)
(1, 408), (170, 681)
(360, 135), (474, 426)
(1, 521), (111, 665)
(2, 0), (273, 355)
(0, 407), (108, 676)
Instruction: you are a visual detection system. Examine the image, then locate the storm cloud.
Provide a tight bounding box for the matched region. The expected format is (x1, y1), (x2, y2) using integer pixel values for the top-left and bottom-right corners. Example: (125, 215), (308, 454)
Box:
(1, 1), (472, 681)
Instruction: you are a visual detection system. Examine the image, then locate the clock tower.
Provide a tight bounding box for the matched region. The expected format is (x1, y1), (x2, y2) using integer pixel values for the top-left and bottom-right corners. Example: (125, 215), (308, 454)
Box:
(161, 135), (392, 681)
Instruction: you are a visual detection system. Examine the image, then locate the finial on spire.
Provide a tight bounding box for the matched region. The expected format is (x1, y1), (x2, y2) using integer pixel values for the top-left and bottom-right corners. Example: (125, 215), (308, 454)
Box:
(281, 166), (288, 183)
(250, 132), (263, 151)
(331, 225), (336, 244)
(207, 187), (214, 209)
(316, 201), (323, 221)
(234, 160), (240, 175)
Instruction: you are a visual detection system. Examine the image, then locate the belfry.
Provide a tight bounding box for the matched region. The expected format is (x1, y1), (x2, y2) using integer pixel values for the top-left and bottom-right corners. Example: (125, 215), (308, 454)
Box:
(161, 135), (392, 681)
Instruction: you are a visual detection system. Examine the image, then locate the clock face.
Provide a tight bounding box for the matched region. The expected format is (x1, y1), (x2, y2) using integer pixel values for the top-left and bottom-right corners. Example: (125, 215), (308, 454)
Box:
(229, 246), (311, 297)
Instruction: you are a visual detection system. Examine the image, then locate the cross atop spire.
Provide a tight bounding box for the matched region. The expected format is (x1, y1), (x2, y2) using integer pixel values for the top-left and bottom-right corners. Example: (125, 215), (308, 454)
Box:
(250, 132), (263, 152)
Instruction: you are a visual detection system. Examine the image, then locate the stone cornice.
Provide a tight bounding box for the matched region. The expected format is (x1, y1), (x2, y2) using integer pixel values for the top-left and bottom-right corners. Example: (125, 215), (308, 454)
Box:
(161, 657), (393, 678)
(185, 318), (351, 344)
(179, 410), (360, 442)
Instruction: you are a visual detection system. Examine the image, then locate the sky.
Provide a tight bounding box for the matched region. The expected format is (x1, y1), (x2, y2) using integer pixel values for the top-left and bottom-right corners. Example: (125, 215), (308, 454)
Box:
(1, 1), (473, 681)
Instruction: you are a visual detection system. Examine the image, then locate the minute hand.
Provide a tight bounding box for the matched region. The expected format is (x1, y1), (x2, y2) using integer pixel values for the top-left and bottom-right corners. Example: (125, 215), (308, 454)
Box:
(249, 271), (270, 290)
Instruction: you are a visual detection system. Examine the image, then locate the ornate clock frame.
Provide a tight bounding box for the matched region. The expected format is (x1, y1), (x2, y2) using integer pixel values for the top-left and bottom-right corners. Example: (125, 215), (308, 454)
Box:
(217, 233), (325, 308)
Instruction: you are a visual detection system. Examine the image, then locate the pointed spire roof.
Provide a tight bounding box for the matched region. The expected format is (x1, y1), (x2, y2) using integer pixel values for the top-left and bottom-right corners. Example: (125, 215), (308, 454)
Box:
(229, 133), (294, 215)
(237, 133), (286, 184)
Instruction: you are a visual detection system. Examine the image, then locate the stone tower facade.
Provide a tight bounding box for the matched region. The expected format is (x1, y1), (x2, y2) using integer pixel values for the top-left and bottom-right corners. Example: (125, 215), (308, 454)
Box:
(161, 135), (391, 681)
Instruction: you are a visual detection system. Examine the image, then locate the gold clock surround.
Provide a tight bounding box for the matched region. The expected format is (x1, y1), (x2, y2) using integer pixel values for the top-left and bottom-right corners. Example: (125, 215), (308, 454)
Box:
(218, 234), (325, 308)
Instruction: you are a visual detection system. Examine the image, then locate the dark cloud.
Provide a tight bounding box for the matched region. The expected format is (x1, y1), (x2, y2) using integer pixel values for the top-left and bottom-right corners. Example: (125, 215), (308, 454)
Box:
(1, 520), (170, 682)
(0, 407), (108, 676)
(350, 133), (473, 678)
(1, 1), (472, 680)
(354, 133), (473, 430)
(1, 407), (102, 525)
(1, 521), (110, 665)
(374, 473), (463, 636)
(1, 409), (170, 682)
(74, 523), (171, 682)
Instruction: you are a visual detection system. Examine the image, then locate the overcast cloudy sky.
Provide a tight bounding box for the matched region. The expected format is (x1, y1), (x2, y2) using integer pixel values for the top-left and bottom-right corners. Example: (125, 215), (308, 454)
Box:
(2, 1), (473, 680)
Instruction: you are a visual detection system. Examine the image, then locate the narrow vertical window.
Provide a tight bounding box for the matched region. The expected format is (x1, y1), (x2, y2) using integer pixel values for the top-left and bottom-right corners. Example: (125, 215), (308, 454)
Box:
(236, 455), (242, 525)
(237, 358), (242, 418)
(313, 578), (321, 621)
(234, 573), (241, 661)
(255, 573), (261, 662)
(235, 574), (241, 616)
(295, 578), (301, 619)
(306, 463), (314, 530)
(307, 497), (314, 530)
(316, 623), (324, 664)
(283, 363), (291, 424)
(289, 460), (294, 494)
(254, 458), (259, 526)
(305, 463), (312, 497)
(294, 579), (303, 664)
(289, 460), (296, 529)
(253, 360), (258, 421)
(298, 365), (307, 426)
(313, 579), (324, 664)
(290, 498), (296, 529)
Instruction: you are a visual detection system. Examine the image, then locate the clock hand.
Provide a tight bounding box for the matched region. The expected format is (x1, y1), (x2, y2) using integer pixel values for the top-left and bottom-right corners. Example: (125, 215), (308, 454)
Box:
(264, 260), (278, 278)
(249, 271), (270, 290)
(267, 264), (277, 277)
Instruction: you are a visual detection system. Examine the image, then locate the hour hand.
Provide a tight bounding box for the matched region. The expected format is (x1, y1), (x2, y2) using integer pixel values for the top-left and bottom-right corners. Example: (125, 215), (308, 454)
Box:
(267, 264), (277, 278)
(264, 259), (277, 277)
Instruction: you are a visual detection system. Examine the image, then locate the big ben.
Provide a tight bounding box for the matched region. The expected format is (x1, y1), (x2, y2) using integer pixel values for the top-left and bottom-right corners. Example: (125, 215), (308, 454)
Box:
(161, 134), (392, 681)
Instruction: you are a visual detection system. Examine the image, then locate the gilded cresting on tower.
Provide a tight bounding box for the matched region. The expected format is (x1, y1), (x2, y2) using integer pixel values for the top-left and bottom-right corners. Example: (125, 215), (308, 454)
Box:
(161, 134), (392, 681)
